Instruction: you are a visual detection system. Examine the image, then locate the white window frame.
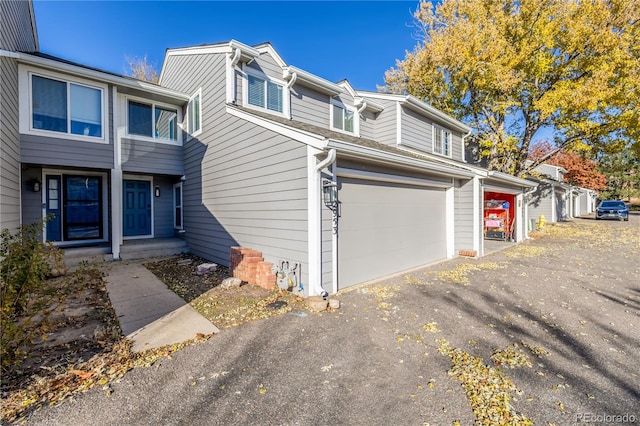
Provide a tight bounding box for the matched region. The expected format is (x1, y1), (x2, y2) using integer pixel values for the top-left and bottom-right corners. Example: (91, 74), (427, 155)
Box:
(186, 88), (202, 140)
(173, 182), (184, 230)
(241, 66), (289, 117)
(124, 95), (182, 146)
(329, 99), (359, 136)
(433, 125), (452, 157)
(19, 65), (109, 144)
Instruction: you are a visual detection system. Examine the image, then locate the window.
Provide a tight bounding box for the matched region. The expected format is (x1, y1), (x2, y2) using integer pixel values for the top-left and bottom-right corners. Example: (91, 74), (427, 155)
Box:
(332, 104), (354, 133)
(187, 90), (201, 137)
(247, 74), (283, 113)
(173, 182), (183, 230)
(127, 100), (178, 141)
(31, 74), (103, 138)
(434, 127), (451, 156)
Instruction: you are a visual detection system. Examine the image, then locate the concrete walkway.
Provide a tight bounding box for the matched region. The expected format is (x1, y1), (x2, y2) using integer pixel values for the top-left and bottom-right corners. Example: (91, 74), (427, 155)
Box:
(103, 260), (219, 352)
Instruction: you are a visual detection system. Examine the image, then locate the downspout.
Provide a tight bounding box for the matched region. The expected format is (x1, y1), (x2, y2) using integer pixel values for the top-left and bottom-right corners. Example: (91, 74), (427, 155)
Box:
(313, 148), (336, 298)
(283, 69), (297, 119)
(354, 98), (367, 114)
(229, 47), (241, 68)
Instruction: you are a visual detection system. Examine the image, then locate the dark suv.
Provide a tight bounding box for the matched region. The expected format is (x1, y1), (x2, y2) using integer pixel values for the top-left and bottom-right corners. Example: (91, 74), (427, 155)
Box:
(595, 200), (629, 221)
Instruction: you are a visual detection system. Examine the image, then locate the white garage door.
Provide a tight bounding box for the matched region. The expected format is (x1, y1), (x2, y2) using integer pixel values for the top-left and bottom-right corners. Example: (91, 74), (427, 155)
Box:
(338, 177), (447, 288)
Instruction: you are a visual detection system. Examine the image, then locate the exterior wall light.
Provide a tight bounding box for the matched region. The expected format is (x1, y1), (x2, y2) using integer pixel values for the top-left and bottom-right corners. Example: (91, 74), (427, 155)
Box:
(322, 179), (337, 210)
(155, 185), (161, 197)
(32, 178), (41, 192)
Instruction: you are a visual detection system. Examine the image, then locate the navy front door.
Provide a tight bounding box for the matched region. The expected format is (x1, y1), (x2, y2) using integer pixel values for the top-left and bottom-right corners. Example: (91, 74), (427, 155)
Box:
(123, 180), (151, 236)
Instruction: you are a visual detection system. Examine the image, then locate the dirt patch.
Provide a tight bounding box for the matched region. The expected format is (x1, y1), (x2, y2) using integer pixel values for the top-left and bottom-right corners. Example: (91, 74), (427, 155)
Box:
(144, 255), (309, 329)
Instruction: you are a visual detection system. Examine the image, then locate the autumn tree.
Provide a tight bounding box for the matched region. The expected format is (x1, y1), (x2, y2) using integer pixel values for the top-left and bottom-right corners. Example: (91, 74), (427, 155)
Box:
(529, 141), (606, 190)
(384, 0), (640, 176)
(597, 150), (640, 201)
(127, 55), (159, 83)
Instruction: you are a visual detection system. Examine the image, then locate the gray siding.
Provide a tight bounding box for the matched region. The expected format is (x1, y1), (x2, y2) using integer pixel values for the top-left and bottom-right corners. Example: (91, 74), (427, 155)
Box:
(451, 130), (464, 161)
(0, 0), (37, 52)
(373, 100), (397, 146)
(21, 133), (114, 169)
(161, 52), (311, 288)
(153, 175), (178, 238)
(359, 110), (376, 140)
(246, 52), (282, 78)
(290, 85), (329, 128)
(528, 182), (554, 224)
(320, 170), (333, 291)
(454, 178), (475, 252)
(20, 166), (42, 227)
(401, 107), (432, 152)
(0, 57), (21, 231)
(121, 138), (183, 175)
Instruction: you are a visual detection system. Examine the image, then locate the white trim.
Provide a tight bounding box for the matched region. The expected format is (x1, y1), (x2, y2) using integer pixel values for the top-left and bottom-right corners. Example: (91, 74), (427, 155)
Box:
(284, 65), (343, 96)
(482, 184), (524, 195)
(307, 145), (322, 296)
(335, 167), (454, 189)
(356, 91), (471, 133)
(472, 176), (482, 255)
(226, 106), (327, 150)
(446, 186), (455, 258)
(225, 52), (236, 104)
(516, 193), (524, 241)
(2, 50), (189, 102)
(122, 175), (155, 240)
(122, 94), (183, 146)
(19, 65), (109, 144)
(241, 65), (290, 118)
(186, 88), (203, 139)
(112, 86), (123, 260)
(253, 43), (287, 68)
(329, 100), (359, 136)
(327, 140), (476, 179)
(41, 169), (109, 246)
(395, 101), (402, 146)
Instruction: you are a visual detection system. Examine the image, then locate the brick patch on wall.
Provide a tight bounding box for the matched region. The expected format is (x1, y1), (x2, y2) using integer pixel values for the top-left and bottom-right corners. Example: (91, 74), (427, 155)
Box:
(230, 246), (276, 290)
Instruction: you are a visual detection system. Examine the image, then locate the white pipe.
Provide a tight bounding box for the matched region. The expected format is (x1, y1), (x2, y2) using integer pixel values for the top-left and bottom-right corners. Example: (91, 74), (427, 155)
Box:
(355, 98), (367, 114)
(284, 70), (297, 89)
(313, 149), (337, 298)
(229, 48), (241, 68)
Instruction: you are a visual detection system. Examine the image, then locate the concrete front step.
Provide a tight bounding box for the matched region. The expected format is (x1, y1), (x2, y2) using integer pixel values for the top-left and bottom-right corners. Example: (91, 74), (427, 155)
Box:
(120, 238), (188, 260)
(62, 238), (188, 266)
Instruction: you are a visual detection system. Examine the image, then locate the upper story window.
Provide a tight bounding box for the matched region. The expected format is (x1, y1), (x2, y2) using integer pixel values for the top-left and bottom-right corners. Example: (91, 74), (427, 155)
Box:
(331, 104), (355, 133)
(186, 90), (202, 137)
(31, 74), (103, 139)
(247, 74), (283, 113)
(434, 126), (451, 156)
(127, 100), (178, 142)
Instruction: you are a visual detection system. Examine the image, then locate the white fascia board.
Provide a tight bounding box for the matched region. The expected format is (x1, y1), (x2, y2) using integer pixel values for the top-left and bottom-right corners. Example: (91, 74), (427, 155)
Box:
(285, 65), (343, 96)
(28, 1), (39, 51)
(254, 43), (287, 68)
(226, 106), (327, 150)
(397, 145), (484, 176)
(404, 96), (471, 133)
(360, 91), (470, 133)
(487, 171), (538, 188)
(4, 50), (190, 103)
(326, 139), (476, 179)
(356, 96), (385, 113)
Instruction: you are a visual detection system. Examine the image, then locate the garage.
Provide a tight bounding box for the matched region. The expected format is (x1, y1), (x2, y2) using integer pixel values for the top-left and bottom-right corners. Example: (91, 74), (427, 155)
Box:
(337, 176), (447, 288)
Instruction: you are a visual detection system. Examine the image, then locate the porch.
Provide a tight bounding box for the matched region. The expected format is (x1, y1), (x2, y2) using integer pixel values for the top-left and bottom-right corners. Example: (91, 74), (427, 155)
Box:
(63, 238), (188, 267)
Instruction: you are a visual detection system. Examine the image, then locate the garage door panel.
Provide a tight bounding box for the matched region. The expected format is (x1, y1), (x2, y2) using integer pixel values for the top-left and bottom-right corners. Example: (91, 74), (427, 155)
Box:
(338, 177), (447, 288)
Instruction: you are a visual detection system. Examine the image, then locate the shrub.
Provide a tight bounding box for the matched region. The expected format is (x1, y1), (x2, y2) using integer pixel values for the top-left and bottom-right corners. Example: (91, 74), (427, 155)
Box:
(0, 220), (63, 373)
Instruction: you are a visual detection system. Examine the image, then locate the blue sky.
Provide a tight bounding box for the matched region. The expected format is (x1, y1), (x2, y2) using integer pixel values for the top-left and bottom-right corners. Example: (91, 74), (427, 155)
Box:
(33, 1), (421, 91)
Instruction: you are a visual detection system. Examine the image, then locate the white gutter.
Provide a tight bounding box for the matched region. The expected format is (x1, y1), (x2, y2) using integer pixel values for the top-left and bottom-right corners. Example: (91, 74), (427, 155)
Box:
(283, 65), (343, 96)
(327, 139), (476, 179)
(487, 170), (538, 188)
(1, 50), (190, 102)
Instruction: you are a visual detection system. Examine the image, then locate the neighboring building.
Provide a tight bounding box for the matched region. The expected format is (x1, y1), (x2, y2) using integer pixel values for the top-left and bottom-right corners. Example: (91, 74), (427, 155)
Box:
(0, 0), (38, 233)
(527, 163), (571, 223)
(1, 3), (538, 297)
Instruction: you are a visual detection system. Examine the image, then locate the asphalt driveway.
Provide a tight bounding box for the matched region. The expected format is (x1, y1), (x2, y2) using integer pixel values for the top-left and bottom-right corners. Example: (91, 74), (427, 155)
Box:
(26, 215), (639, 425)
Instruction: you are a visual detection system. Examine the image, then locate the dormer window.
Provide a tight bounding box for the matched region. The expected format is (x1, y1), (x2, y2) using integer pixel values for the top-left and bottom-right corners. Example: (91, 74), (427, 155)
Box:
(332, 104), (354, 133)
(434, 126), (451, 156)
(247, 74), (283, 113)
